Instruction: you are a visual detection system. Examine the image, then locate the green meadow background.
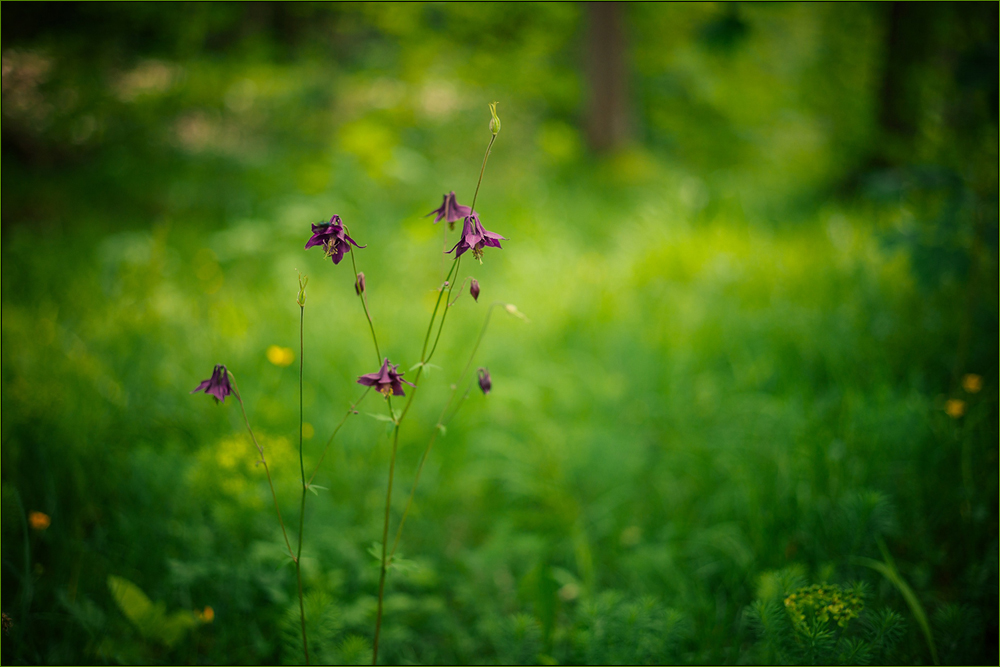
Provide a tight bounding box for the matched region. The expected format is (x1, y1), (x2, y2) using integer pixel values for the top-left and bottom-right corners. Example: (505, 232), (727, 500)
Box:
(2, 3), (996, 664)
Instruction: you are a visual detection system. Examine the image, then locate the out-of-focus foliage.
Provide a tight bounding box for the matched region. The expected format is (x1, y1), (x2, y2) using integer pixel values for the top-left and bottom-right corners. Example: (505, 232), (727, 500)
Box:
(2, 2), (996, 665)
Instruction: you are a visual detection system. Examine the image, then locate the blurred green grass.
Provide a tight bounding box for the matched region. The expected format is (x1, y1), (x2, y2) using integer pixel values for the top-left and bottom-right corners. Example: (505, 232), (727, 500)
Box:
(2, 3), (996, 664)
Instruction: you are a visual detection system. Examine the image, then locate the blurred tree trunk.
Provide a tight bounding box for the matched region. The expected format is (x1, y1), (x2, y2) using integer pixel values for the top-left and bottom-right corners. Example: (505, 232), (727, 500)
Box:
(871, 1), (934, 167)
(585, 1), (630, 153)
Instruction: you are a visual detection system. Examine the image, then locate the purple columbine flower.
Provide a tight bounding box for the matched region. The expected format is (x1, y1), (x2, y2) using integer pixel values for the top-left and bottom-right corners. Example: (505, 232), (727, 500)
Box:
(358, 358), (415, 397)
(477, 368), (491, 395)
(426, 191), (472, 229)
(470, 278), (480, 302)
(191, 364), (232, 403)
(448, 214), (506, 261)
(304, 215), (366, 265)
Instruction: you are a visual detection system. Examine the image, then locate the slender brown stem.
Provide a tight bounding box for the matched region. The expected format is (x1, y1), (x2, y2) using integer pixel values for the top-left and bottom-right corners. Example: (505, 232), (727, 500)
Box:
(228, 372), (295, 562)
(307, 387), (371, 486)
(296, 305), (310, 664)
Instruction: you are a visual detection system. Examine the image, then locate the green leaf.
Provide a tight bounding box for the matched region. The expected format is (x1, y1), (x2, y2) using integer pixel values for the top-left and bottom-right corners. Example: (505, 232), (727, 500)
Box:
(367, 413), (395, 423)
(108, 575), (155, 629)
(107, 575), (198, 648)
(851, 544), (939, 666)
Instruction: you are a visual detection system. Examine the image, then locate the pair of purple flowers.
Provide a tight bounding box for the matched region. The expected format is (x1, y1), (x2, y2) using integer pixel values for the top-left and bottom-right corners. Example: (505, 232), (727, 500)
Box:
(427, 191), (506, 261)
(194, 360), (490, 400)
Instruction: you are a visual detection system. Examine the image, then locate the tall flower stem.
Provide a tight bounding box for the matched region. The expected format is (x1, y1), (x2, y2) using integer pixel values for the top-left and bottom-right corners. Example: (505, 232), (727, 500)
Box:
(391, 301), (500, 558)
(373, 395), (398, 667)
(373, 120), (498, 664)
(295, 302), (310, 665)
(228, 372), (295, 562)
(469, 134), (496, 215)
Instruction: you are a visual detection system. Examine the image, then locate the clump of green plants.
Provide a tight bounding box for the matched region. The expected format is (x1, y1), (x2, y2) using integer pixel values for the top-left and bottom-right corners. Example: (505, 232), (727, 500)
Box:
(746, 570), (906, 665)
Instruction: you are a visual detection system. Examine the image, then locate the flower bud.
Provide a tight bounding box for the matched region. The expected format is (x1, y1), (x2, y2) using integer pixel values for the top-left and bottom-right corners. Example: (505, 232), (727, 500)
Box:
(355, 272), (366, 296)
(297, 273), (308, 306)
(477, 367), (492, 395)
(489, 101), (501, 136)
(470, 278), (480, 302)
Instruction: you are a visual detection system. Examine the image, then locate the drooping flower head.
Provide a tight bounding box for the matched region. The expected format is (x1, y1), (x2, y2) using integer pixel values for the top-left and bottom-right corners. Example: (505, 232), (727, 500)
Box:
(477, 367), (492, 395)
(191, 364), (232, 403)
(426, 191), (472, 229)
(304, 215), (365, 265)
(358, 358), (415, 397)
(470, 278), (480, 302)
(448, 214), (506, 262)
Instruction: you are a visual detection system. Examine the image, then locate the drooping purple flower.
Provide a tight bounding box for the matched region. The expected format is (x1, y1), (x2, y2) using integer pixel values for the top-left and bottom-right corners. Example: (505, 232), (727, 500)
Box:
(304, 215), (366, 265)
(477, 367), (491, 395)
(357, 358), (415, 397)
(470, 278), (480, 302)
(191, 364), (232, 403)
(355, 272), (366, 296)
(426, 191), (472, 229)
(448, 214), (506, 261)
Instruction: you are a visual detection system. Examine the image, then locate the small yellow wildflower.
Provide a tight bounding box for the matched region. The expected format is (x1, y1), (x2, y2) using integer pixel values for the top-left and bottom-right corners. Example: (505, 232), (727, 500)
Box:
(266, 345), (295, 367)
(29, 511), (50, 530)
(945, 399), (966, 418)
(962, 374), (982, 394)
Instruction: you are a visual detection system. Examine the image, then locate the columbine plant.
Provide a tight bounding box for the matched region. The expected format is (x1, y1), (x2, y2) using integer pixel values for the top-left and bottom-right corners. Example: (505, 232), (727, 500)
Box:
(192, 102), (522, 665)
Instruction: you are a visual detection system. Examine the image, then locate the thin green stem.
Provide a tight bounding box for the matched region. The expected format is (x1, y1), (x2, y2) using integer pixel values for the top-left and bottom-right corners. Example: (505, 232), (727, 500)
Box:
(296, 305), (310, 665)
(391, 302), (499, 557)
(307, 387), (371, 486)
(228, 372), (295, 562)
(469, 134), (496, 215)
(421, 260), (460, 360)
(371, 262), (458, 665)
(373, 397), (399, 666)
(373, 128), (497, 664)
(421, 257), (462, 378)
(351, 250), (381, 365)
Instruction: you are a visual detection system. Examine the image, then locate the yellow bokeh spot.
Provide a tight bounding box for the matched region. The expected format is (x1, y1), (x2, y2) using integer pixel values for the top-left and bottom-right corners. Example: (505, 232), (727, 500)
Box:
(945, 399), (966, 418)
(266, 345), (295, 367)
(962, 374), (982, 394)
(197, 606), (214, 623)
(302, 423), (315, 440)
(29, 511), (51, 530)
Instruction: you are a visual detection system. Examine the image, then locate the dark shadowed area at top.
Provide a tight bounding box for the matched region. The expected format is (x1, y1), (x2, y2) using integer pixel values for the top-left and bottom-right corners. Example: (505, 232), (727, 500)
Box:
(2, 2), (997, 665)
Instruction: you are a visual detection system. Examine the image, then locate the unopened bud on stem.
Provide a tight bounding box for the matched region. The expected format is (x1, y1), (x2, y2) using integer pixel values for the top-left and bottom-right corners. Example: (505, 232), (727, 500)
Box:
(296, 273), (308, 307)
(355, 272), (366, 296)
(489, 101), (501, 136)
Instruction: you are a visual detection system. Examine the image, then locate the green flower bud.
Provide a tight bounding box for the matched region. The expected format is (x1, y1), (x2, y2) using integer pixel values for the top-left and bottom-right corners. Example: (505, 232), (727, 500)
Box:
(489, 101), (501, 136)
